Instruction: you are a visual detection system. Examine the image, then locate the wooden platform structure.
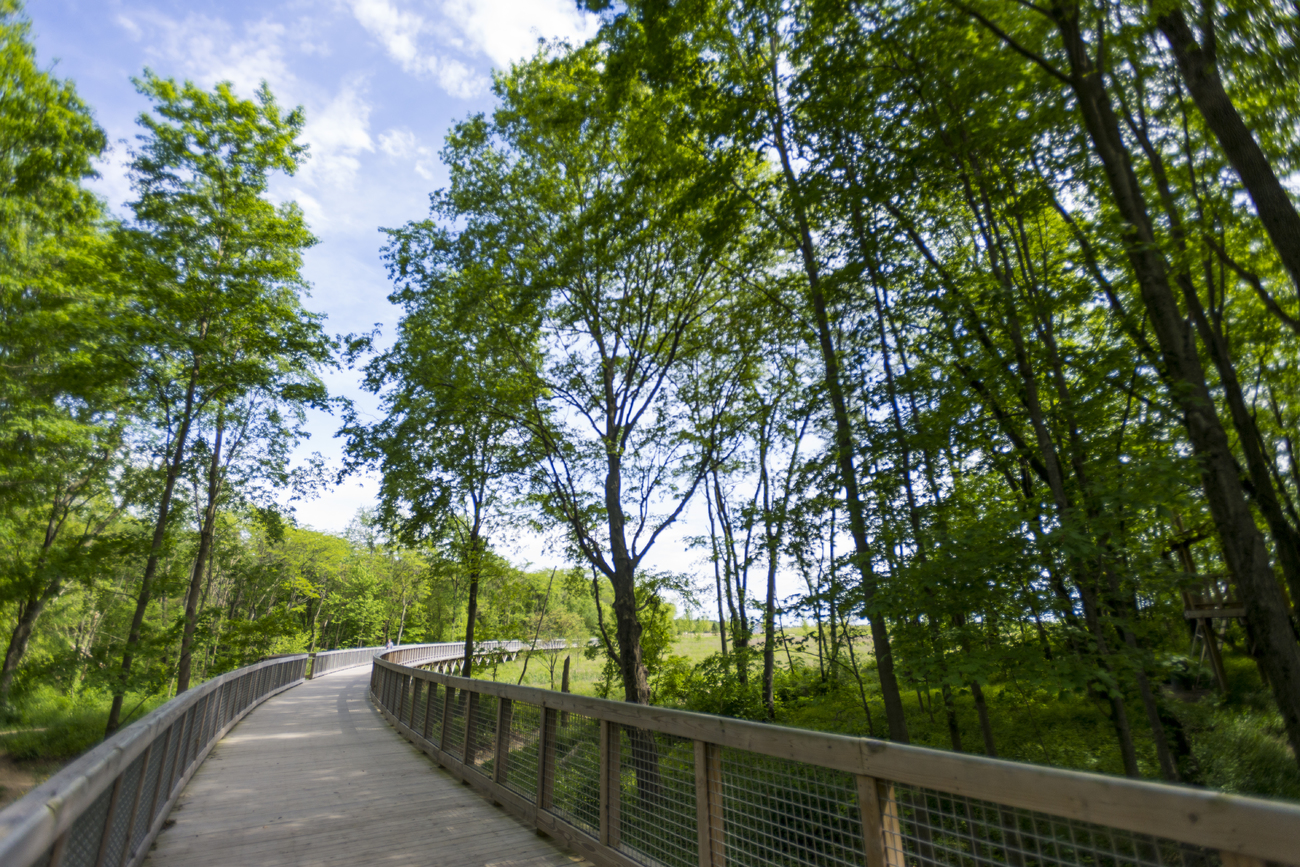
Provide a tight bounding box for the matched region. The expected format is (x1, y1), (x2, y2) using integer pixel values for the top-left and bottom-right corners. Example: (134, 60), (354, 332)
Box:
(4, 640), (1298, 867)
(143, 667), (588, 867)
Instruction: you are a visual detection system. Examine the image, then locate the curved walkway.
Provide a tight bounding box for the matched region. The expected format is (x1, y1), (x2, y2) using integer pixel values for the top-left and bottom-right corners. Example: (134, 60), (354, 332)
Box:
(143, 667), (589, 867)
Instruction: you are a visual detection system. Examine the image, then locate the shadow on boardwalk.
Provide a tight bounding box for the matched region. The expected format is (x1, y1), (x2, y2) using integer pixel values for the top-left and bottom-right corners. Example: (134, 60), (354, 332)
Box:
(145, 667), (590, 867)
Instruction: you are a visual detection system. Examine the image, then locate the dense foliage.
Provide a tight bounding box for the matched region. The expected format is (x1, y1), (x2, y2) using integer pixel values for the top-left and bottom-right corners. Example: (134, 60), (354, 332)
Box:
(350, 0), (1300, 792)
(5, 0), (1300, 799)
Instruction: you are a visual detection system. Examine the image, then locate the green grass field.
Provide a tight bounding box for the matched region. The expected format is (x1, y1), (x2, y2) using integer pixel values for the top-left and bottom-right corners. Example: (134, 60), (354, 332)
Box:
(469, 631), (1300, 800)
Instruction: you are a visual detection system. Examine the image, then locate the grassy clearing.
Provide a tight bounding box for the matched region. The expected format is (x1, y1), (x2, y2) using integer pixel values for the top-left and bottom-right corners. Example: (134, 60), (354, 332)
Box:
(0, 686), (172, 763)
(471, 632), (1300, 801)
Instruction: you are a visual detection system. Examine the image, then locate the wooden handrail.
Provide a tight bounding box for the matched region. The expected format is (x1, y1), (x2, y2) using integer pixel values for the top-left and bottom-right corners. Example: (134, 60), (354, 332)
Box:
(371, 652), (1300, 867)
(0, 655), (309, 867)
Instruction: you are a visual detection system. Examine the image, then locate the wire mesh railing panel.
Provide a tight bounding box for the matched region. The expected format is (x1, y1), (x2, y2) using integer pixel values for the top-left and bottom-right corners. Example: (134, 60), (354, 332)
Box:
(882, 784), (1218, 867)
(180, 704), (200, 777)
(549, 711), (601, 836)
(132, 738), (164, 845)
(504, 701), (542, 802)
(156, 722), (180, 811)
(396, 673), (410, 720)
(409, 679), (428, 732)
(618, 728), (698, 867)
(719, 747), (864, 867)
(60, 783), (112, 867)
(426, 682), (445, 747)
(468, 693), (498, 773)
(98, 753), (144, 867)
(443, 687), (468, 762)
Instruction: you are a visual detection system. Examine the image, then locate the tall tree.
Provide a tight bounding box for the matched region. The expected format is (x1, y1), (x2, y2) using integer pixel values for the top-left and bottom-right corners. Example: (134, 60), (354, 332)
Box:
(0, 0), (118, 716)
(105, 73), (331, 733)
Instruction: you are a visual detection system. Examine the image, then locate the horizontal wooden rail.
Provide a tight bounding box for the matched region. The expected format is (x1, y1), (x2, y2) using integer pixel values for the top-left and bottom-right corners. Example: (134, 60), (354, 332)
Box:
(370, 652), (1300, 867)
(0, 655), (309, 867)
(312, 639), (573, 678)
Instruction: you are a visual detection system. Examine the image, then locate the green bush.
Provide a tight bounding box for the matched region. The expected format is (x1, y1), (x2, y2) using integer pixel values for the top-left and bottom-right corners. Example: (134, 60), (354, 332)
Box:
(0, 685), (168, 761)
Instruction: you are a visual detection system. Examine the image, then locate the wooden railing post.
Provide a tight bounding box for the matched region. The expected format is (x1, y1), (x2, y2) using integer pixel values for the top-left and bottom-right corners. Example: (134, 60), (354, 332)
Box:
(536, 706), (556, 810)
(440, 684), (455, 754)
(694, 741), (724, 867)
(1220, 853), (1268, 867)
(463, 691), (479, 765)
(494, 698), (512, 784)
(409, 679), (422, 729)
(422, 682), (436, 741)
(857, 776), (906, 867)
(600, 719), (620, 848)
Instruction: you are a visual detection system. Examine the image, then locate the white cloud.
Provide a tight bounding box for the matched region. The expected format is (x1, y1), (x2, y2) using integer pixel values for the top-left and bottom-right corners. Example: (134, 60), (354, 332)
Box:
(348, 0), (428, 72)
(378, 129), (417, 158)
(345, 0), (598, 98)
(378, 128), (438, 181)
(441, 0), (599, 68)
(117, 12), (294, 97)
(299, 81), (375, 190)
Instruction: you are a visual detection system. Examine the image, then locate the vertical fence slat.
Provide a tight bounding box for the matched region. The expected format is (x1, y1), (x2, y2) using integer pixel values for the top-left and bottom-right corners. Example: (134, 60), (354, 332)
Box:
(494, 698), (511, 784)
(118, 743), (151, 867)
(423, 681), (436, 740)
(440, 682), (455, 751)
(600, 719), (620, 849)
(463, 692), (478, 763)
(536, 706), (556, 811)
(91, 773), (125, 867)
(857, 774), (895, 867)
(694, 741), (725, 867)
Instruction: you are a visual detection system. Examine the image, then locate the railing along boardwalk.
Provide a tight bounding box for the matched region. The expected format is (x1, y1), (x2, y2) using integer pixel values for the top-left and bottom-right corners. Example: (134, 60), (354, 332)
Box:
(142, 665), (586, 866)
(0, 655), (308, 867)
(372, 649), (1300, 867)
(0, 640), (575, 867)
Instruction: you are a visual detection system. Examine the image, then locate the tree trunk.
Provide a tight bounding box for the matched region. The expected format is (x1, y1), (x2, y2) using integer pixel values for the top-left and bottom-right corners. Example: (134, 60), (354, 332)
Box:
(461, 529), (483, 678)
(769, 93), (909, 743)
(0, 502), (69, 716)
(1049, 3), (1300, 765)
(176, 407), (226, 694)
(1154, 5), (1300, 296)
(106, 366), (200, 736)
(971, 681), (997, 757)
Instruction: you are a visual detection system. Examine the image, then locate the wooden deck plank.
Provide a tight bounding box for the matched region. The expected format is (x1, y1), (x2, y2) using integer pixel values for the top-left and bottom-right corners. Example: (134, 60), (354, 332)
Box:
(144, 667), (589, 867)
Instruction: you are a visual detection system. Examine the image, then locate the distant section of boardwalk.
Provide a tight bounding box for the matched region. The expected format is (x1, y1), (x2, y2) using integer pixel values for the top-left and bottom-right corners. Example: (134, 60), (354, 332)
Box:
(144, 666), (589, 867)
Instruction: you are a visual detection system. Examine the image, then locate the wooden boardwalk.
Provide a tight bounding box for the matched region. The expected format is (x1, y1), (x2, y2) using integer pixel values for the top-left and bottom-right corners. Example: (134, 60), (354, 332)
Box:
(144, 666), (589, 867)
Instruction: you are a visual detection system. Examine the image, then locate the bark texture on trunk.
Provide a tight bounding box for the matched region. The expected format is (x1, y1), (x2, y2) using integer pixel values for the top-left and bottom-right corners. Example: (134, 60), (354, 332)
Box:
(106, 367), (199, 736)
(1155, 5), (1300, 296)
(177, 409), (226, 694)
(1050, 4), (1300, 763)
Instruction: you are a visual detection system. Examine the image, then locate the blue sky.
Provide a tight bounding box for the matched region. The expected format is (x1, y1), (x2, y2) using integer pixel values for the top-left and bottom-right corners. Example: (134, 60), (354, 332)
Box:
(25, 0), (601, 541)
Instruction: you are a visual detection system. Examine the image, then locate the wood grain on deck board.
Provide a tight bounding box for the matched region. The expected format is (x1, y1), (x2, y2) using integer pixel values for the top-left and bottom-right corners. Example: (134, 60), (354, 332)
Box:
(145, 667), (589, 867)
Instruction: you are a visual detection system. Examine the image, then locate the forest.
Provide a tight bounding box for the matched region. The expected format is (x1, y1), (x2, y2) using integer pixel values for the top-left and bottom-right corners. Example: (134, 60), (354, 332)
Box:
(4, 0), (1300, 804)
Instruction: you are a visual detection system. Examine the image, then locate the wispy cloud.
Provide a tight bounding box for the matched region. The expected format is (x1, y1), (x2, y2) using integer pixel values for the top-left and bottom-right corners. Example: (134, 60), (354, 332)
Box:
(346, 0), (598, 98)
(300, 81), (375, 191)
(441, 0), (599, 68)
(118, 11), (295, 96)
(378, 128), (436, 180)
